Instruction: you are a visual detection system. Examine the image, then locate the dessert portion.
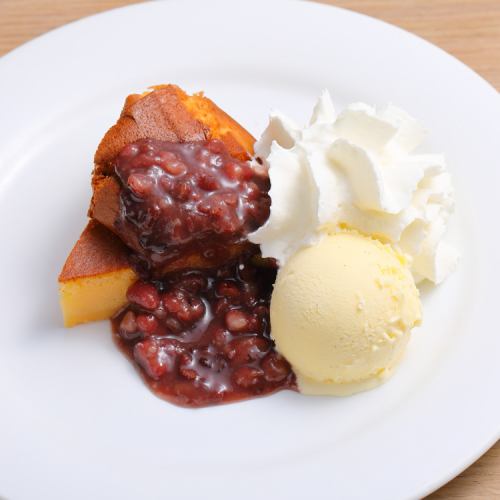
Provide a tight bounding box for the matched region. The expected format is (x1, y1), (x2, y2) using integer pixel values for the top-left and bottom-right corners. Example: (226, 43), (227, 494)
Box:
(250, 90), (459, 284)
(114, 255), (293, 407)
(271, 231), (421, 395)
(90, 84), (262, 277)
(248, 91), (458, 395)
(59, 86), (458, 407)
(59, 221), (137, 327)
(59, 85), (262, 328)
(59, 85), (293, 407)
(106, 137), (269, 276)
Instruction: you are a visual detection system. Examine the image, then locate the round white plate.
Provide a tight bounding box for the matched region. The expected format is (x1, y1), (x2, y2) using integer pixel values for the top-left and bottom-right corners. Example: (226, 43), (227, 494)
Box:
(1, 1), (499, 499)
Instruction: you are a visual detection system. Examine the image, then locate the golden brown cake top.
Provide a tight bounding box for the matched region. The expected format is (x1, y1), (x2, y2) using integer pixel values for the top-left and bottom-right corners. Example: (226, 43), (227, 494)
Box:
(59, 220), (131, 282)
(88, 84), (261, 277)
(93, 84), (254, 184)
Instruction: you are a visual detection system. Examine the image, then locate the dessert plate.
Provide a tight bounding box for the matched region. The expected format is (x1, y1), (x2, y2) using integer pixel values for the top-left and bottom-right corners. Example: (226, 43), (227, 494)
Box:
(0, 1), (499, 498)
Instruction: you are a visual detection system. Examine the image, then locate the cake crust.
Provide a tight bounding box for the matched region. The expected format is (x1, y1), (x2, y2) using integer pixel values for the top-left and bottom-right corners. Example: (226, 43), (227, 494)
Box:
(59, 84), (257, 325)
(89, 84), (256, 276)
(59, 220), (132, 282)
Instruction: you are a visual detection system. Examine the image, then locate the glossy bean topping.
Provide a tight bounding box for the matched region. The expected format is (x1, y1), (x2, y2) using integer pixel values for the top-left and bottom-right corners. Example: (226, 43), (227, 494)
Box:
(113, 255), (295, 407)
(114, 138), (270, 274)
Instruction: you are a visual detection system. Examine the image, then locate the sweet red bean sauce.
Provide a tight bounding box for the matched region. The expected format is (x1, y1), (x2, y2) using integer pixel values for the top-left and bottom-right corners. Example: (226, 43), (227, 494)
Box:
(114, 138), (270, 275)
(113, 256), (295, 407)
(111, 139), (296, 407)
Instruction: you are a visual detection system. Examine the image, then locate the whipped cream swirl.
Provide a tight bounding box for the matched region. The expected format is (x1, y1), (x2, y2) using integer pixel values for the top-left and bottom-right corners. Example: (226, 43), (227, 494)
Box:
(250, 91), (459, 284)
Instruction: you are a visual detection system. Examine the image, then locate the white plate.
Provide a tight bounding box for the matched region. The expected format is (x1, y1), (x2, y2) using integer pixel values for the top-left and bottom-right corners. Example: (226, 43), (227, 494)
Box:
(0, 1), (499, 499)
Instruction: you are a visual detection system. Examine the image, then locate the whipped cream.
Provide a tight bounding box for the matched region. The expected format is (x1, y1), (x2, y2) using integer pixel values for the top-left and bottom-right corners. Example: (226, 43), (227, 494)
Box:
(250, 91), (459, 284)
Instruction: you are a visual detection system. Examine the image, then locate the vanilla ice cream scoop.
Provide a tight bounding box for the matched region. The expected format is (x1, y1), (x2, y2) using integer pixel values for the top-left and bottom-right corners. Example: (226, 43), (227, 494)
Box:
(270, 231), (422, 395)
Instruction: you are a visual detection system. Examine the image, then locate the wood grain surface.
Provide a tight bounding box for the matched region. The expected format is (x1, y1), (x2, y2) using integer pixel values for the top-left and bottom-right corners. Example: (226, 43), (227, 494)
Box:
(0, 1), (498, 498)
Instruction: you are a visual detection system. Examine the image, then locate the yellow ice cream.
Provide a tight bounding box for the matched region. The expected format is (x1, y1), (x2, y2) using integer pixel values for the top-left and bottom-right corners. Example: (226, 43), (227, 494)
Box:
(270, 231), (422, 396)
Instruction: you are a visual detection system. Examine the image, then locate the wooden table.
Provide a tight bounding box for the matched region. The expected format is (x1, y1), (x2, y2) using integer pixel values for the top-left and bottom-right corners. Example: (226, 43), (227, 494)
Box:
(0, 1), (498, 498)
